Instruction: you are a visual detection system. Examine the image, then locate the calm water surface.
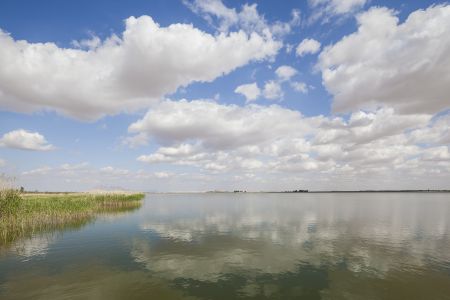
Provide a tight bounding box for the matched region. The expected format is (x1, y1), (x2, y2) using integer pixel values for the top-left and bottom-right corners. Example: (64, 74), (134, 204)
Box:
(1, 193), (450, 299)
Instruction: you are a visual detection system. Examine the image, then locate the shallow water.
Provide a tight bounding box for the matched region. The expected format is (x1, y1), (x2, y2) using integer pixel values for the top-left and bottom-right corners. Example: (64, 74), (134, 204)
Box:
(1, 193), (450, 299)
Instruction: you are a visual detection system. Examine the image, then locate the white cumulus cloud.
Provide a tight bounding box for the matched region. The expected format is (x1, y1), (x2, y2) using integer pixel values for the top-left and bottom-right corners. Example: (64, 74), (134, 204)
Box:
(275, 65), (298, 81)
(234, 83), (261, 102)
(296, 38), (321, 56)
(263, 81), (283, 100)
(0, 129), (55, 151)
(0, 15), (280, 120)
(127, 99), (450, 190)
(129, 99), (313, 150)
(318, 5), (450, 114)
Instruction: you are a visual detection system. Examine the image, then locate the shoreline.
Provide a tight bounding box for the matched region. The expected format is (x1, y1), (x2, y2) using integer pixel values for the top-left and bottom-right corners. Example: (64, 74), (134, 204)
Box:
(142, 190), (450, 194)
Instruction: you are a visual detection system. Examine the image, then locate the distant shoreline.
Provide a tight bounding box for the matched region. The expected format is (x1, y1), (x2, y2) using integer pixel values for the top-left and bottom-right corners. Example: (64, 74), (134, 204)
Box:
(17, 190), (450, 194)
(293, 190), (450, 193)
(203, 190), (450, 194)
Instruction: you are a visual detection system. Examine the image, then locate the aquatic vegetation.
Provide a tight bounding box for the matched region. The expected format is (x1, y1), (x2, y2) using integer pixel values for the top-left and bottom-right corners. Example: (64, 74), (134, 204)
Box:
(0, 188), (21, 218)
(0, 191), (145, 245)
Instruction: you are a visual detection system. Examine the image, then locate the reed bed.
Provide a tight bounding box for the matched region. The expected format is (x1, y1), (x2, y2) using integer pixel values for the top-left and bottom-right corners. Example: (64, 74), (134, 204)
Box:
(0, 190), (145, 245)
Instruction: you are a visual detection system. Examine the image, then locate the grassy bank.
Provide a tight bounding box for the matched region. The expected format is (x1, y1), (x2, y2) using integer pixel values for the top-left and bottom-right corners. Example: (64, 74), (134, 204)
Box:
(0, 190), (145, 245)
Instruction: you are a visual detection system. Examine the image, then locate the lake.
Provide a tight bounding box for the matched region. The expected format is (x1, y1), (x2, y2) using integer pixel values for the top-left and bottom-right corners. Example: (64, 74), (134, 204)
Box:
(1, 192), (450, 299)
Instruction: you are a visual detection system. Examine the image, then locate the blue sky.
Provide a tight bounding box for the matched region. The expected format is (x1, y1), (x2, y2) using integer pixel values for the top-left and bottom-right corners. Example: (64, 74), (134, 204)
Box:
(0, 0), (449, 191)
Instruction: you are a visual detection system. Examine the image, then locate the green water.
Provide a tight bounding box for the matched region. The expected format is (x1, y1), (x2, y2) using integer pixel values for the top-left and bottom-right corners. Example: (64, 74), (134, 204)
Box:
(1, 193), (450, 299)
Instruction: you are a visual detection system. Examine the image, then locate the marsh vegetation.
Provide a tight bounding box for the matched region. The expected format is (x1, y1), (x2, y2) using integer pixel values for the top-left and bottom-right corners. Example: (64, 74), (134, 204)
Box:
(0, 189), (144, 245)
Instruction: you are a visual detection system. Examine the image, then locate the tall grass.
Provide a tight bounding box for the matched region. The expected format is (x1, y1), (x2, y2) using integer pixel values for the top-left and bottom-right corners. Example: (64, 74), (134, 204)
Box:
(0, 188), (21, 217)
(0, 191), (145, 246)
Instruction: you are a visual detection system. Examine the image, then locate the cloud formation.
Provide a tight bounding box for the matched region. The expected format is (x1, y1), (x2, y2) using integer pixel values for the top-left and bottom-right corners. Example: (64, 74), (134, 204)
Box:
(308, 0), (367, 23)
(4, 3), (450, 191)
(0, 16), (280, 120)
(262, 80), (283, 100)
(127, 99), (449, 190)
(15, 99), (450, 191)
(235, 65), (300, 102)
(0, 129), (54, 151)
(184, 0), (300, 36)
(129, 99), (313, 150)
(275, 65), (298, 81)
(318, 5), (450, 114)
(291, 81), (309, 94)
(19, 162), (184, 191)
(296, 38), (321, 56)
(310, 0), (367, 15)
(234, 83), (261, 102)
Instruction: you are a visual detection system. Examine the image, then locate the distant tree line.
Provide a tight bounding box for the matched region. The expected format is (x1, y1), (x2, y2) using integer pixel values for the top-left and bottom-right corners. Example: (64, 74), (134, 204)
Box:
(283, 189), (308, 193)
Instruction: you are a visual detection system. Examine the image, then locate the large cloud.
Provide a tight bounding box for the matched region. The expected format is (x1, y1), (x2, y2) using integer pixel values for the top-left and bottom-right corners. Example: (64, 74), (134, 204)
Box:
(0, 129), (54, 151)
(128, 99), (316, 150)
(128, 99), (449, 189)
(0, 16), (280, 120)
(318, 5), (450, 114)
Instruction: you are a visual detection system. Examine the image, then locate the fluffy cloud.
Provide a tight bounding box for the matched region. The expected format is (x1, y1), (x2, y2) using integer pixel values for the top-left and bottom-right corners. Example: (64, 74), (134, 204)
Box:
(318, 5), (450, 114)
(235, 66), (298, 103)
(263, 81), (283, 100)
(234, 82), (261, 102)
(313, 108), (431, 145)
(136, 142), (267, 174)
(14, 98), (449, 190)
(421, 146), (450, 162)
(275, 65), (298, 81)
(0, 158), (5, 167)
(0, 15), (280, 120)
(296, 38), (321, 56)
(409, 114), (450, 145)
(129, 99), (450, 189)
(138, 144), (201, 164)
(0, 129), (54, 151)
(128, 99), (314, 150)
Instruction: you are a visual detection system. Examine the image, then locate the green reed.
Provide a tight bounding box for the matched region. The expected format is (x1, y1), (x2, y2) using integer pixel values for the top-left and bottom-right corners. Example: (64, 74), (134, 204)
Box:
(0, 191), (145, 245)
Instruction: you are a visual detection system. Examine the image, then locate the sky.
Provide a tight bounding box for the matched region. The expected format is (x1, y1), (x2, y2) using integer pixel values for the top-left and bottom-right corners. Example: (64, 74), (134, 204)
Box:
(0, 0), (449, 192)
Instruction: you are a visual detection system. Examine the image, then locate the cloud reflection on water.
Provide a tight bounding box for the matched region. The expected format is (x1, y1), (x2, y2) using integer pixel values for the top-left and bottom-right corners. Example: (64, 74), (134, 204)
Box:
(132, 193), (450, 281)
